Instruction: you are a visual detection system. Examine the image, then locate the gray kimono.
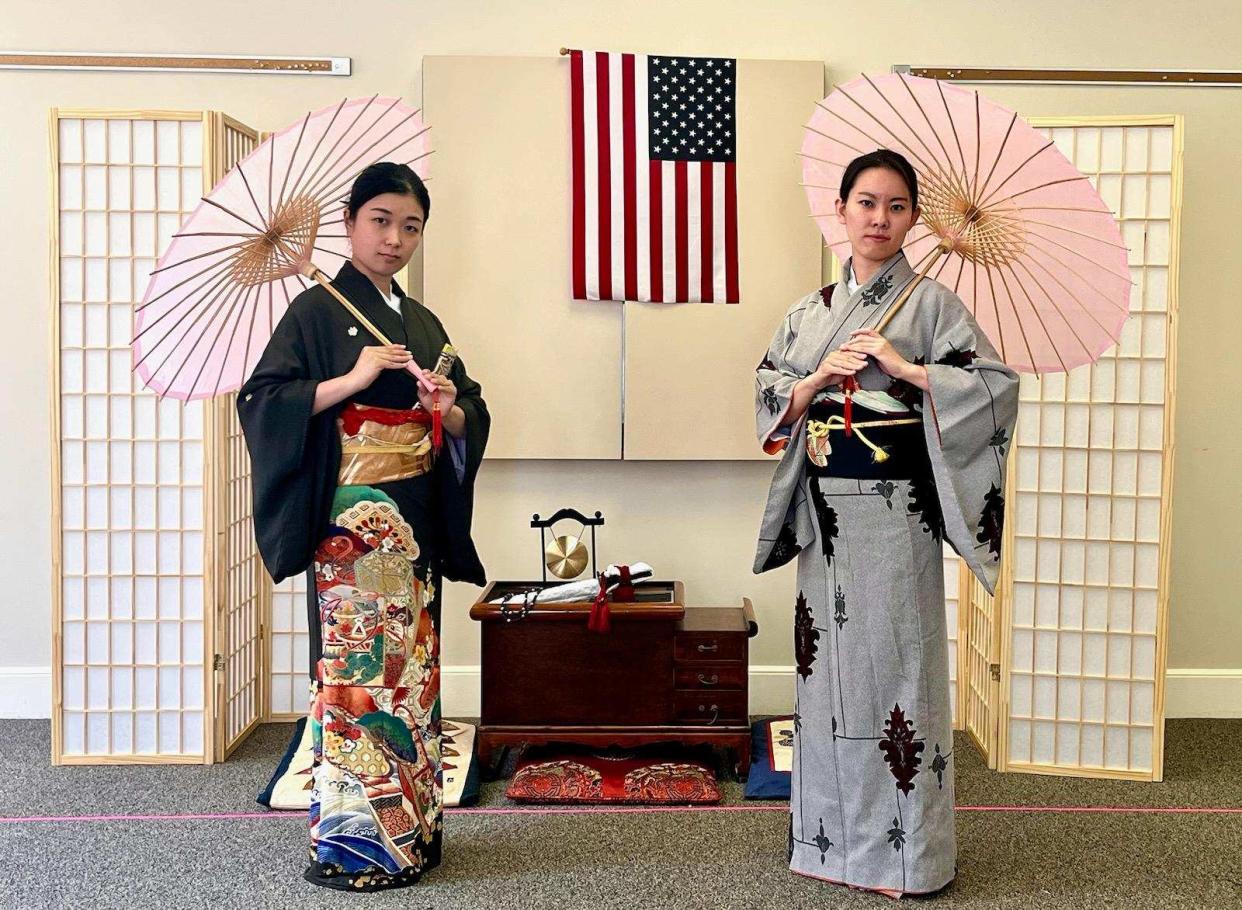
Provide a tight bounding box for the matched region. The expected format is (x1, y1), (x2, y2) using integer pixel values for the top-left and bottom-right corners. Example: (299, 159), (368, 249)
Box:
(753, 250), (1018, 895)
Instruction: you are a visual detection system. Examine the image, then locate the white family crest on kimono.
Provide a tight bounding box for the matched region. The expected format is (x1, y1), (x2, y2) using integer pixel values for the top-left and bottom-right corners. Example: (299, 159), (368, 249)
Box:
(753, 250), (1019, 896)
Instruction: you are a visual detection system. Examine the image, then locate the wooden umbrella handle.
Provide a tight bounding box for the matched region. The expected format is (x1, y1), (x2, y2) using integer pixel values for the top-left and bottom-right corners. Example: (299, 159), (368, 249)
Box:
(874, 243), (951, 334)
(303, 264), (437, 394)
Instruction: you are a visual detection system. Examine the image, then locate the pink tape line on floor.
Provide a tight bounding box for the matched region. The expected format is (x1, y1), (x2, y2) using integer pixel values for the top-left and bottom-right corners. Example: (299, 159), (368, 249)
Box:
(2, 805), (1241, 823)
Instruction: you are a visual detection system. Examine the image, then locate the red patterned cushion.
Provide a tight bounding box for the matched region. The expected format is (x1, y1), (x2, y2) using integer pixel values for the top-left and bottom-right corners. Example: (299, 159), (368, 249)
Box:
(506, 747), (721, 804)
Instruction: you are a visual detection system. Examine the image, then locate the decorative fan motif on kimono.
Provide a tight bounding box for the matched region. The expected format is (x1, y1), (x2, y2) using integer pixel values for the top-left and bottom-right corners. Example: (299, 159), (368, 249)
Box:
(314, 528), (370, 586)
(337, 500), (420, 558)
(356, 549), (417, 598)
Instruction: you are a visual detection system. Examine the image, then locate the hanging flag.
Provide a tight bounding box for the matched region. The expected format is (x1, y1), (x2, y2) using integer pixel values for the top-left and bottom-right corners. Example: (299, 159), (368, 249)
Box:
(569, 50), (739, 304)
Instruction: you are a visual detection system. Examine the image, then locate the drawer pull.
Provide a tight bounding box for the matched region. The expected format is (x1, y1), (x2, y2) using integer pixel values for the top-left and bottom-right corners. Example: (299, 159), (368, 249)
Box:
(696, 643), (718, 653)
(697, 673), (719, 686)
(698, 703), (720, 724)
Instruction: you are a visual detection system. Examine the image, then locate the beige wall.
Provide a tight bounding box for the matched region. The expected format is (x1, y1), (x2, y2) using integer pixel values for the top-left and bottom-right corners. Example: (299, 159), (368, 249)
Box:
(5, 1), (1241, 710)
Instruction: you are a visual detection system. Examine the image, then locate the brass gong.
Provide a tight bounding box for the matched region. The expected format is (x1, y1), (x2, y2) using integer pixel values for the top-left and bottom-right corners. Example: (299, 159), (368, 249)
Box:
(544, 533), (589, 579)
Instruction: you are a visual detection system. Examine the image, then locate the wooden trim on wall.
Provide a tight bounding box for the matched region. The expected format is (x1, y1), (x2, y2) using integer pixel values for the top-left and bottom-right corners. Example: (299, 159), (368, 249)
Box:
(2, 52), (349, 76)
(897, 66), (1242, 87)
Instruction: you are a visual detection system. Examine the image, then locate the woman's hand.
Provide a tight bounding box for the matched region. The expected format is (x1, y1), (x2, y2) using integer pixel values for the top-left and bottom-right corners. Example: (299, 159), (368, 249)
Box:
(811, 347), (869, 389)
(840, 329), (916, 381)
(346, 344), (413, 392)
(418, 372), (457, 414)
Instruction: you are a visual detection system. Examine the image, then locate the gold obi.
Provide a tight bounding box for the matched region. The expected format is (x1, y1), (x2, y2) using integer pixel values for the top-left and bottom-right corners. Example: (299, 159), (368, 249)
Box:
(337, 404), (435, 486)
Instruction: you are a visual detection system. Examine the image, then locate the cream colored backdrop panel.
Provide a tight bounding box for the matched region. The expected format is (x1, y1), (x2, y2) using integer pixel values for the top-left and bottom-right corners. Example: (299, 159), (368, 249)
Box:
(422, 56), (624, 459)
(623, 59), (822, 459)
(1003, 120), (1179, 779)
(53, 113), (208, 761)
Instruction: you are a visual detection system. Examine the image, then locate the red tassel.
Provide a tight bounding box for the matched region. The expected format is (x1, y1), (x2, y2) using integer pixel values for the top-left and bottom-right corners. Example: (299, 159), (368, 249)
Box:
(612, 565), (635, 603)
(587, 573), (611, 633)
(431, 388), (443, 453)
(843, 375), (857, 436)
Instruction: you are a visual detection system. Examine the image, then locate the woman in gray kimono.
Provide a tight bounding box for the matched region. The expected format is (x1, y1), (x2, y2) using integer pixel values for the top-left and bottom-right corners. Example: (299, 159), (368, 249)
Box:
(754, 149), (1019, 898)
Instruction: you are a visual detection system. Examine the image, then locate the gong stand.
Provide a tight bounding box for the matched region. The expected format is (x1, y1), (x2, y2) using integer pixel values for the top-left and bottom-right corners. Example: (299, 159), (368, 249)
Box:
(532, 509), (604, 583)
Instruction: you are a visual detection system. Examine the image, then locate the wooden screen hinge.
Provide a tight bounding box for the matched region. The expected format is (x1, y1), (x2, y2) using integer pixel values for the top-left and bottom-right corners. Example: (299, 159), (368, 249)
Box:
(989, 663), (1001, 682)
(213, 654), (225, 671)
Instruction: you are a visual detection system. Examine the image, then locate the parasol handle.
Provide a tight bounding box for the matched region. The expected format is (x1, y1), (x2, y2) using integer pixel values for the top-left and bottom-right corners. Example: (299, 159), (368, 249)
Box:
(874, 242), (951, 335)
(302, 263), (438, 394)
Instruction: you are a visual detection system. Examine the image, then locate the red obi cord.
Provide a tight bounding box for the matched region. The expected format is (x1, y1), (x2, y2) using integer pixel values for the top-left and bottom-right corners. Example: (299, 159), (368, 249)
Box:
(340, 401), (440, 453)
(842, 375), (857, 436)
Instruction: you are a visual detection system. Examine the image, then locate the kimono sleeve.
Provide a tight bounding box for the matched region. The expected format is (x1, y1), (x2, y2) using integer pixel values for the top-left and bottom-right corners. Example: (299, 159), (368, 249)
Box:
(236, 304), (326, 583)
(755, 293), (814, 455)
(444, 344), (490, 489)
(921, 291), (1020, 595)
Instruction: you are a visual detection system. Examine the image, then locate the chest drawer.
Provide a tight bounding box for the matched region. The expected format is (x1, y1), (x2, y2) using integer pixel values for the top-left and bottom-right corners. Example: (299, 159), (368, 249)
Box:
(673, 664), (746, 691)
(674, 632), (745, 663)
(672, 691), (747, 725)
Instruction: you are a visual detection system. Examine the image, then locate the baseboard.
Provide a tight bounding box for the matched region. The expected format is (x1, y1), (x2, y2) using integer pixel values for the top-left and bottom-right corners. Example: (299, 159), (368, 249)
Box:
(5, 666), (1237, 720)
(0, 667), (51, 719)
(1163, 669), (1242, 718)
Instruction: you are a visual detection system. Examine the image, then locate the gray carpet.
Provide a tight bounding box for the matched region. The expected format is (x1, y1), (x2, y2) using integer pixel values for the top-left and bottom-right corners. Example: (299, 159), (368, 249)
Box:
(0, 719), (1239, 909)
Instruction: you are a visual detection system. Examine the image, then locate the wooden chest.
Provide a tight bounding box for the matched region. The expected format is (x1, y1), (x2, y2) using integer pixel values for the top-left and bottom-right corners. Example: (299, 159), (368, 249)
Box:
(469, 581), (755, 776)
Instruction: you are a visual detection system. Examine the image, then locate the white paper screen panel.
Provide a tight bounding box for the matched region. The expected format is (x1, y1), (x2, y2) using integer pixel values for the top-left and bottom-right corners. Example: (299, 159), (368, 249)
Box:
(269, 574), (310, 719)
(944, 546), (961, 728)
(55, 114), (208, 760)
(1004, 122), (1177, 777)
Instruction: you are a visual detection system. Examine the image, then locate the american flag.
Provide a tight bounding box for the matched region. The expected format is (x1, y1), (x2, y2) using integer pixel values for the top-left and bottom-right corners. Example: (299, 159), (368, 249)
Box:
(569, 50), (739, 304)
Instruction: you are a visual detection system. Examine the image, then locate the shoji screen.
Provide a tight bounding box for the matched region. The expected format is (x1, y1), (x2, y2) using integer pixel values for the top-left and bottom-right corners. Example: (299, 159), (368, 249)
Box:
(52, 112), (209, 763)
(1000, 118), (1181, 780)
(207, 115), (263, 761)
(268, 575), (309, 722)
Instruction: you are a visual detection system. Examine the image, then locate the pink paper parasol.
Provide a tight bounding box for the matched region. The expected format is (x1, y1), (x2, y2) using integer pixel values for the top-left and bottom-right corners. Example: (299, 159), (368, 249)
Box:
(801, 73), (1132, 374)
(132, 95), (435, 401)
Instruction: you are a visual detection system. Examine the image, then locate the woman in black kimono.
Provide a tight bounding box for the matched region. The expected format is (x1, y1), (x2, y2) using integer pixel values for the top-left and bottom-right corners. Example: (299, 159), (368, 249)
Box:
(239, 162), (489, 891)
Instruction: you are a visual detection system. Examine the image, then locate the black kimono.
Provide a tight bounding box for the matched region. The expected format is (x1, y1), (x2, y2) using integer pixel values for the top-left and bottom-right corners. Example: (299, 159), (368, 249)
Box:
(239, 260), (489, 892)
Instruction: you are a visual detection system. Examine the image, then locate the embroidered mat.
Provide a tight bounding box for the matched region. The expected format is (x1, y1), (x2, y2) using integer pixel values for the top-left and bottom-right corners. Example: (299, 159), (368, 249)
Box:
(505, 744), (721, 805)
(743, 716), (794, 800)
(258, 717), (480, 809)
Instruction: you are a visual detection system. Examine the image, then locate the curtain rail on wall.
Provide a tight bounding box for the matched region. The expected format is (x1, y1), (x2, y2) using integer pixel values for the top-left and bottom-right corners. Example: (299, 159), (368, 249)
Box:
(893, 65), (1242, 87)
(1, 52), (349, 75)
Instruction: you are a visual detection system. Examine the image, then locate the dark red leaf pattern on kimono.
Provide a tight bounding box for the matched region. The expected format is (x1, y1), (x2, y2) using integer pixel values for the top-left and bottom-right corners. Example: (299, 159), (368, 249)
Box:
(936, 347), (978, 368)
(758, 356), (776, 372)
(878, 703), (924, 795)
(885, 356), (925, 409)
(762, 522), (802, 571)
(794, 591), (819, 681)
(819, 282), (836, 308)
(976, 483), (1005, 558)
(906, 472), (944, 543)
(809, 477), (839, 563)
